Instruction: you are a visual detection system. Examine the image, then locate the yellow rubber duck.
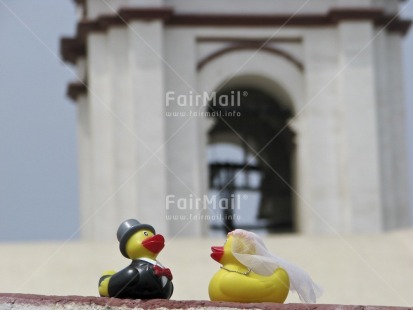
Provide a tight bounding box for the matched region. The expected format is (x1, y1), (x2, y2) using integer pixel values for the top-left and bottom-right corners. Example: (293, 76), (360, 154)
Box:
(209, 229), (322, 304)
(208, 231), (289, 303)
(98, 219), (173, 299)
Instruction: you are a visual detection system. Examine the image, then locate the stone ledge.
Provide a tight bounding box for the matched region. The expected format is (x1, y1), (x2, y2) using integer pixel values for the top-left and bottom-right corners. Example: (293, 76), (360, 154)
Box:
(0, 294), (411, 310)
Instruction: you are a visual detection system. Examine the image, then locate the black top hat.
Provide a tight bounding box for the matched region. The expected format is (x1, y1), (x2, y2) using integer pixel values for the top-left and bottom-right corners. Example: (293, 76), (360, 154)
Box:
(117, 219), (156, 258)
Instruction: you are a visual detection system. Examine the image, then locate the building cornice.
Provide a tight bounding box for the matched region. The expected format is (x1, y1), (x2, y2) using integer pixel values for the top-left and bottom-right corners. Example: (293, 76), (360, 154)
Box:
(61, 7), (411, 65)
(67, 82), (87, 101)
(61, 6), (411, 102)
(61, 37), (86, 64)
(166, 9), (410, 34)
(61, 7), (174, 65)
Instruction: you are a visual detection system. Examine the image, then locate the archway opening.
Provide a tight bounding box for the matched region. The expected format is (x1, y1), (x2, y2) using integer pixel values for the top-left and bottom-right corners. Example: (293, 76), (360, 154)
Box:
(207, 86), (295, 235)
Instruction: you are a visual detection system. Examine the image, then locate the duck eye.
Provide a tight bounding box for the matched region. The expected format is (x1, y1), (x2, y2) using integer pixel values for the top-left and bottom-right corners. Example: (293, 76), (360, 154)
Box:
(144, 231), (149, 236)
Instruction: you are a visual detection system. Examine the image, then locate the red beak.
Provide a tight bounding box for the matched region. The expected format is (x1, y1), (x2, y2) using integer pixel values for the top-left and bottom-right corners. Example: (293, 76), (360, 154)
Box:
(142, 234), (165, 254)
(210, 246), (224, 262)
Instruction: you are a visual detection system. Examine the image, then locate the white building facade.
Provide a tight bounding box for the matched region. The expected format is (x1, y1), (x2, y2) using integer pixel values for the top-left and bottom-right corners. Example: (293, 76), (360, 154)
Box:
(61, 0), (411, 240)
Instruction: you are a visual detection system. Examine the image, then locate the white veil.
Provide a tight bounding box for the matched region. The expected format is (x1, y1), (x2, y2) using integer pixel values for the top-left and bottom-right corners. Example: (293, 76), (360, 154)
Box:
(229, 229), (323, 303)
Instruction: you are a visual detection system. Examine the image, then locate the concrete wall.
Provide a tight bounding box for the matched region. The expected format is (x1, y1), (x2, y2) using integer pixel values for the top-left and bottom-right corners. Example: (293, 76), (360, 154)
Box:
(69, 0), (412, 239)
(1, 230), (412, 306)
(0, 294), (411, 310)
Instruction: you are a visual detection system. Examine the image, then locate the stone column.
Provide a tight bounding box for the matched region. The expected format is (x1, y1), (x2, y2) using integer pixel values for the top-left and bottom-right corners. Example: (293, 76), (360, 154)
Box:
(299, 29), (342, 234)
(77, 93), (93, 238)
(384, 33), (411, 228)
(87, 33), (116, 239)
(337, 21), (382, 232)
(128, 20), (168, 235)
(164, 29), (209, 237)
(374, 30), (395, 231)
(107, 27), (138, 225)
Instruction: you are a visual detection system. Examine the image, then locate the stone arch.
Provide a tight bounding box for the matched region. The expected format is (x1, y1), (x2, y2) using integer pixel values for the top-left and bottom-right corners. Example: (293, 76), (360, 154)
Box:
(197, 45), (304, 72)
(197, 49), (304, 114)
(197, 49), (305, 233)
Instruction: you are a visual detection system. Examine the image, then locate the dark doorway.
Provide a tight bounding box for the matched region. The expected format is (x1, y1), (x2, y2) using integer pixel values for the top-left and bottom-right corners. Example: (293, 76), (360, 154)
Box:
(207, 87), (295, 234)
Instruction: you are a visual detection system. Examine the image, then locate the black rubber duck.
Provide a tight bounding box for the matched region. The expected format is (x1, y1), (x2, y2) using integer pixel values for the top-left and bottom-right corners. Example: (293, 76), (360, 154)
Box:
(98, 219), (173, 299)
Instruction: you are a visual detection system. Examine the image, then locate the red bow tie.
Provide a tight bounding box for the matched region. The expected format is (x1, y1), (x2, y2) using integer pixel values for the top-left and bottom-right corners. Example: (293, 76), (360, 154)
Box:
(153, 264), (173, 281)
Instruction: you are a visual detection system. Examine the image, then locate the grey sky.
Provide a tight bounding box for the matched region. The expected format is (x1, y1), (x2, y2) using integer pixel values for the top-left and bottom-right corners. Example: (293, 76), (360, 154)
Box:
(0, 1), (412, 241)
(0, 0), (78, 241)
